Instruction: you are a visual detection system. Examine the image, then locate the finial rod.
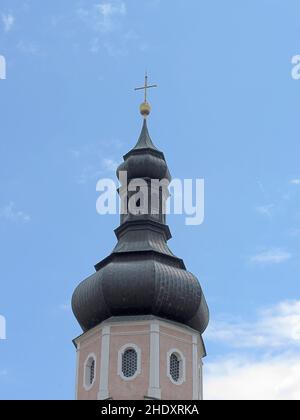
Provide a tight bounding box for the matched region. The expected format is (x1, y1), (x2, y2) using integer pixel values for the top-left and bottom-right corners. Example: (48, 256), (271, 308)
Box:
(135, 72), (157, 118)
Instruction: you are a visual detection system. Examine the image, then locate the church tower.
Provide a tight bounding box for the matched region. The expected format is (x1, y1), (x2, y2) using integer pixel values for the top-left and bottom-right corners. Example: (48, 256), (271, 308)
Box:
(71, 76), (209, 400)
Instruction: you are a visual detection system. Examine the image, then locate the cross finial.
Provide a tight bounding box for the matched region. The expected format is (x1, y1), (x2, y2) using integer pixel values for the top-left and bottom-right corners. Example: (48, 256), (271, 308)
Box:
(134, 72), (157, 118)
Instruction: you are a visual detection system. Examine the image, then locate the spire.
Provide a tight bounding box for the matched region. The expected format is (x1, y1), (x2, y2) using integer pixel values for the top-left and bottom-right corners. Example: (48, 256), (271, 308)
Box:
(72, 80), (209, 337)
(132, 119), (158, 151)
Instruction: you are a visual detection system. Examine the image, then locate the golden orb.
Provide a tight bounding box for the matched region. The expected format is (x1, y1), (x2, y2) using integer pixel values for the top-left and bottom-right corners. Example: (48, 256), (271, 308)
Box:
(140, 101), (151, 118)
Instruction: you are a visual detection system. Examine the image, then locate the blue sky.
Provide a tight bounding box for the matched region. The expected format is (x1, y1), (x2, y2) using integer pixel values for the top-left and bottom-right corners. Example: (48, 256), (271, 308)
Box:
(0, 0), (300, 400)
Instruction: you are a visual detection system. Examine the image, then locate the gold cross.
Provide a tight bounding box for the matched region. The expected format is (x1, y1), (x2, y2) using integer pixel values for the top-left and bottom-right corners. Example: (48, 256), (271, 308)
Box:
(134, 72), (157, 103)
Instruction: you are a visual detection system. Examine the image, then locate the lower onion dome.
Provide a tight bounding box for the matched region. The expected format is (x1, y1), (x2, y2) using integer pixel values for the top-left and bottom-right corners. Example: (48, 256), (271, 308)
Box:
(72, 251), (209, 334)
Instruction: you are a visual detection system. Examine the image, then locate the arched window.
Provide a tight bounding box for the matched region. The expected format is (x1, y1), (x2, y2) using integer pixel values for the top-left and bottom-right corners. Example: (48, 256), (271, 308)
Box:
(84, 355), (96, 390)
(122, 348), (138, 378)
(170, 353), (181, 382)
(167, 349), (185, 385)
(118, 344), (141, 381)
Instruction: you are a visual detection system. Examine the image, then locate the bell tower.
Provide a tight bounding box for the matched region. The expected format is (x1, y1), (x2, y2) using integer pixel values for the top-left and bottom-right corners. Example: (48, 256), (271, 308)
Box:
(72, 76), (209, 400)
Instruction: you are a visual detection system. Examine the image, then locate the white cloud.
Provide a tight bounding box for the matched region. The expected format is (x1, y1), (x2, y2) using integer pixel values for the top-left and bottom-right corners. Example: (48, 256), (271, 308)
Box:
(0, 314), (6, 340)
(17, 41), (40, 55)
(77, 1), (126, 34)
(69, 143), (121, 184)
(290, 179), (300, 185)
(77, 158), (118, 184)
(250, 248), (291, 265)
(59, 303), (71, 312)
(255, 204), (274, 217)
(1, 13), (14, 32)
(102, 158), (118, 172)
(0, 202), (31, 223)
(205, 300), (300, 399)
(204, 354), (300, 400)
(76, 1), (144, 57)
(207, 300), (300, 349)
(97, 1), (126, 18)
(90, 37), (101, 54)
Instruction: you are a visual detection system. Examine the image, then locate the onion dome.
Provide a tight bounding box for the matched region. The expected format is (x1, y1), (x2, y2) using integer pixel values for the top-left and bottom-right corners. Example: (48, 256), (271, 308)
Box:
(117, 119), (171, 182)
(72, 90), (209, 335)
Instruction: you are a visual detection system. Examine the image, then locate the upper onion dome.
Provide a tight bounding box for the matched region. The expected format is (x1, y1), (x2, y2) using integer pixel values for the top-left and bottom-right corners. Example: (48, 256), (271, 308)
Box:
(117, 119), (171, 182)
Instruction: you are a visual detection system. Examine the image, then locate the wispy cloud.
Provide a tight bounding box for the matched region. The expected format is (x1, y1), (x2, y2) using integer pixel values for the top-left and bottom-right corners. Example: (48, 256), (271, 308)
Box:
(0, 202), (31, 223)
(77, 1), (126, 34)
(249, 248), (291, 265)
(17, 40), (40, 55)
(69, 142), (121, 185)
(59, 303), (71, 312)
(255, 204), (274, 218)
(76, 2), (143, 57)
(207, 300), (300, 349)
(77, 159), (118, 184)
(0, 314), (6, 340)
(102, 158), (118, 172)
(1, 13), (14, 32)
(290, 179), (300, 185)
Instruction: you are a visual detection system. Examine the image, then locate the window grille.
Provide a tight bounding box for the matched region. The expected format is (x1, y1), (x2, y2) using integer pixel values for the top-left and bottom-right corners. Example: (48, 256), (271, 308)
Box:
(122, 348), (138, 378)
(170, 353), (181, 382)
(90, 359), (95, 385)
(84, 356), (96, 389)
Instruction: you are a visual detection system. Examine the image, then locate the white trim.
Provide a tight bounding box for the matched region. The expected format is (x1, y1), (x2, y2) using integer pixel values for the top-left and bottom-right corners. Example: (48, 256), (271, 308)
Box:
(74, 317), (199, 348)
(74, 325), (101, 345)
(199, 359), (204, 400)
(159, 331), (192, 345)
(83, 353), (97, 391)
(117, 343), (141, 381)
(110, 330), (149, 337)
(75, 342), (80, 400)
(98, 326), (110, 400)
(192, 335), (199, 400)
(158, 320), (196, 337)
(100, 318), (197, 337)
(148, 322), (161, 399)
(167, 348), (186, 386)
(110, 330), (191, 344)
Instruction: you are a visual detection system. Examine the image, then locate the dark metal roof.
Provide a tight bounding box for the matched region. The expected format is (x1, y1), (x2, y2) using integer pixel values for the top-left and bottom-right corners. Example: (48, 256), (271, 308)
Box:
(119, 120), (171, 182)
(132, 118), (158, 151)
(72, 120), (209, 335)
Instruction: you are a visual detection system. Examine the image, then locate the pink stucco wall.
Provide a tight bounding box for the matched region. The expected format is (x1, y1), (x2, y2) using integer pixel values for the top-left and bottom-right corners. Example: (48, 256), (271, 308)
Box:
(159, 325), (194, 400)
(108, 324), (150, 400)
(76, 327), (101, 401)
(75, 320), (201, 400)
